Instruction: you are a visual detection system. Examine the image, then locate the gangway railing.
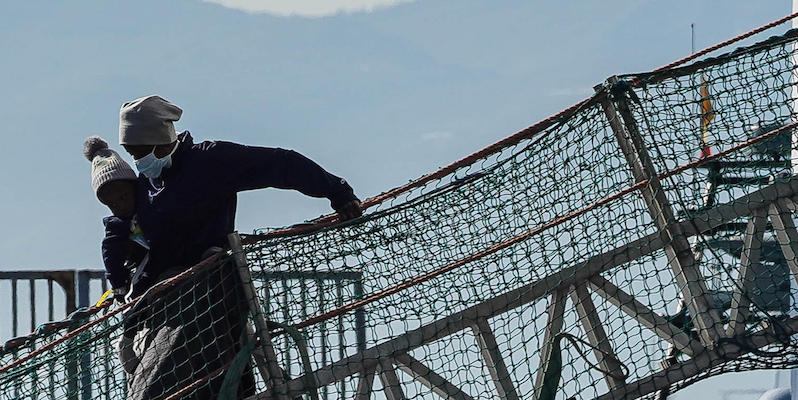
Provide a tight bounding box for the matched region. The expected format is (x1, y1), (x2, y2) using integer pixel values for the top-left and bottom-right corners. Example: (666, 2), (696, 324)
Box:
(0, 270), (106, 400)
(0, 269), (107, 340)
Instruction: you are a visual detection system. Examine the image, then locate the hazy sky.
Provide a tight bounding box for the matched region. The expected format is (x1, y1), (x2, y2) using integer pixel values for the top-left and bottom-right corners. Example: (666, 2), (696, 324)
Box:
(203, 0), (415, 17)
(0, 0), (794, 398)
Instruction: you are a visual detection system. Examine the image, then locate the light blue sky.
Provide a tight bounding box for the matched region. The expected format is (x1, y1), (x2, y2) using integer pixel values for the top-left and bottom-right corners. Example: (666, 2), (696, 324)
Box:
(0, 0), (794, 398)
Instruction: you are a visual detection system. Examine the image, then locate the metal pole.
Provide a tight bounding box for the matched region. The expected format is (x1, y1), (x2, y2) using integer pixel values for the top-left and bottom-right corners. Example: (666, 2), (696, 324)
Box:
(29, 279), (35, 333)
(353, 275), (366, 353)
(11, 279), (17, 337)
(48, 279), (54, 322)
(228, 232), (290, 399)
(77, 270), (92, 400)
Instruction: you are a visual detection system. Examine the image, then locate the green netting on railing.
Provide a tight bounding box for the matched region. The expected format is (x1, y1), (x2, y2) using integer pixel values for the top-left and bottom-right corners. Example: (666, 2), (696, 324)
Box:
(5, 20), (798, 400)
(243, 97), (654, 399)
(0, 257), (256, 400)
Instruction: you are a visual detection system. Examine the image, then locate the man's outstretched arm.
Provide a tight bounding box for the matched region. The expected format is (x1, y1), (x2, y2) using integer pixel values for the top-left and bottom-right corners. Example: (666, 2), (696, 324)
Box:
(203, 141), (362, 220)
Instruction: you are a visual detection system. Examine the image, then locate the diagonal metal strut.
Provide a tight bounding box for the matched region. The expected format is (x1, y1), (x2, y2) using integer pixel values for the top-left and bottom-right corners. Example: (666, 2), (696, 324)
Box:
(247, 179), (798, 400)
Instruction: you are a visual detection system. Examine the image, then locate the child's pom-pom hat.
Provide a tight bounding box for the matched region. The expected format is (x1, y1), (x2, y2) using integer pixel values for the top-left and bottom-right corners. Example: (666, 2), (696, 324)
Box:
(83, 135), (110, 161)
(82, 136), (138, 198)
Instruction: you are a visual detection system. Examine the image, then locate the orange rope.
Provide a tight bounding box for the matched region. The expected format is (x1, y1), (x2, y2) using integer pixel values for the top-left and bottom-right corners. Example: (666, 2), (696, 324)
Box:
(290, 120), (798, 331)
(244, 11), (798, 245)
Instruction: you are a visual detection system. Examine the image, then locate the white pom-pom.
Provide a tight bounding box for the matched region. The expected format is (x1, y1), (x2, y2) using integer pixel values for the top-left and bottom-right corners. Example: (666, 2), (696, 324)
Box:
(83, 136), (109, 161)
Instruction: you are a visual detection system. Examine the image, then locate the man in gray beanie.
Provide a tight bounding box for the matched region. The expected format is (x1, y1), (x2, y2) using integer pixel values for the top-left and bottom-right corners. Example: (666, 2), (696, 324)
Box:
(118, 94), (361, 291)
(117, 94), (362, 399)
(118, 95), (183, 179)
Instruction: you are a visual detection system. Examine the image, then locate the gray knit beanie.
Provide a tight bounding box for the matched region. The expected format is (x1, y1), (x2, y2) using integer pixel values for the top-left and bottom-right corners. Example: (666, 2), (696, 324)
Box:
(118, 95), (182, 145)
(83, 136), (138, 197)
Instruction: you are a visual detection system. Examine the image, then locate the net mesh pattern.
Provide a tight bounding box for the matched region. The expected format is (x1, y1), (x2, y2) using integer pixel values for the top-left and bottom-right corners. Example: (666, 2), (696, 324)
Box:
(4, 26), (798, 400)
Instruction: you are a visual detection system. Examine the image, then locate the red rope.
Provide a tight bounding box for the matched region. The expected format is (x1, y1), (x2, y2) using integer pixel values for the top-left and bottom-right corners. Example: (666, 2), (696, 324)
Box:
(244, 12), (798, 245)
(5, 9), (798, 389)
(653, 12), (798, 73)
(662, 122), (798, 179)
(242, 96), (595, 244)
(294, 179), (646, 330)
(290, 120), (798, 331)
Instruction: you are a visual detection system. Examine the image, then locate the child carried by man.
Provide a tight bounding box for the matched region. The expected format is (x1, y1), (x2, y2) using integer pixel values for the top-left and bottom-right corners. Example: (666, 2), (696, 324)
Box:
(83, 136), (148, 376)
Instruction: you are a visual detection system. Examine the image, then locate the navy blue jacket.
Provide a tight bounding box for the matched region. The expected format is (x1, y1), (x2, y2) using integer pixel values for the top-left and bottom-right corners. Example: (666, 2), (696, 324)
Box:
(101, 216), (132, 289)
(101, 216), (148, 290)
(134, 132), (357, 290)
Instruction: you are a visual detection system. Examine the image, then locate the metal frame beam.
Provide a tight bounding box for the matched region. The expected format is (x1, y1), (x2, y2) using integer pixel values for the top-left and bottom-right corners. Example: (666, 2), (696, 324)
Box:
(250, 178), (798, 399)
(377, 358), (407, 400)
(598, 76), (724, 346)
(354, 368), (376, 400)
(229, 232), (290, 399)
(769, 198), (798, 286)
(472, 318), (520, 400)
(596, 316), (798, 400)
(570, 284), (627, 389)
(588, 275), (703, 357)
(394, 353), (475, 400)
(532, 289), (568, 400)
(727, 207), (768, 336)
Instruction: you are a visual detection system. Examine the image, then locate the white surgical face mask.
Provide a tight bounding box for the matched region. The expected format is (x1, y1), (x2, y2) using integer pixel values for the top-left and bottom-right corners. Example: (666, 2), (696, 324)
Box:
(134, 144), (177, 179)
